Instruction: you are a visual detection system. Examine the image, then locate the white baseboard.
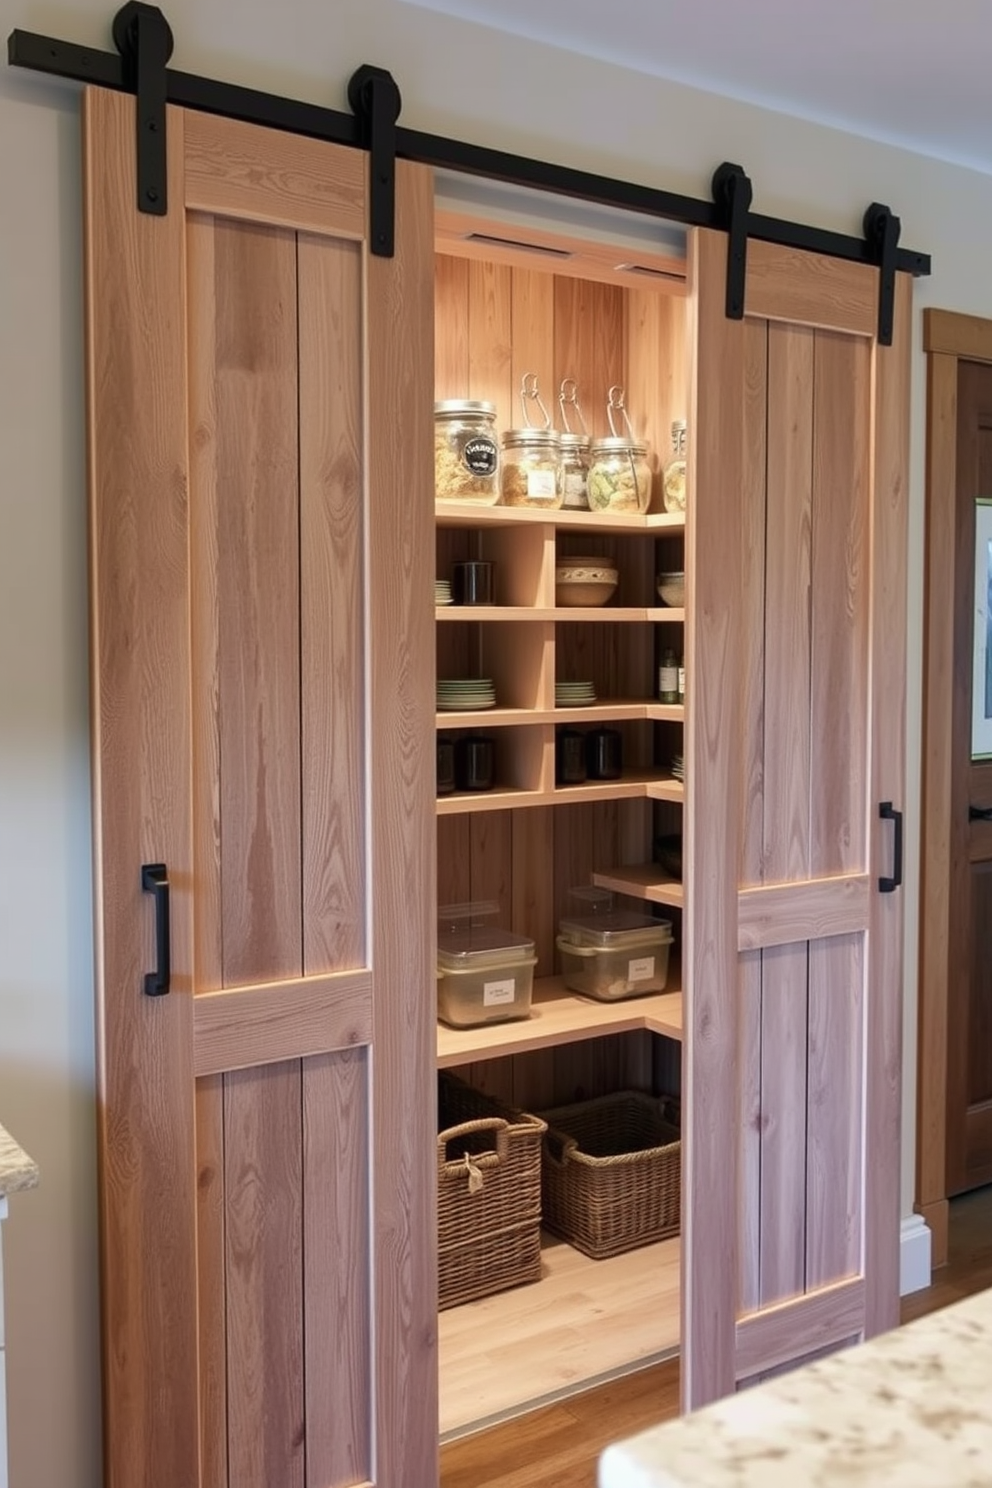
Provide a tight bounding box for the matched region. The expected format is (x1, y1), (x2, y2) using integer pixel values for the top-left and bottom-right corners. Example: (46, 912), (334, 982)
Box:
(899, 1213), (932, 1296)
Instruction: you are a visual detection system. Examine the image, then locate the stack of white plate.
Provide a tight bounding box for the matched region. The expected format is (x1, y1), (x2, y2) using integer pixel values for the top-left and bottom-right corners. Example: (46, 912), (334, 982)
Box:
(671, 753), (684, 782)
(437, 678), (496, 711)
(435, 579), (452, 606)
(555, 681), (597, 707)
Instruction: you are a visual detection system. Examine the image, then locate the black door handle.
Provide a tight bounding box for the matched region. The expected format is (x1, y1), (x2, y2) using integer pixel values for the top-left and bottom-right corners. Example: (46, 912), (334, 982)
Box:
(141, 863), (171, 996)
(969, 804), (992, 822)
(878, 802), (903, 893)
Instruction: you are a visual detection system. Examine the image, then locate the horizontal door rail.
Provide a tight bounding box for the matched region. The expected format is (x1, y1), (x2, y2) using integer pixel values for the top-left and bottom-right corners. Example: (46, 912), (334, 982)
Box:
(8, 25), (930, 278)
(736, 1277), (865, 1379)
(737, 874), (870, 951)
(193, 968), (372, 1076)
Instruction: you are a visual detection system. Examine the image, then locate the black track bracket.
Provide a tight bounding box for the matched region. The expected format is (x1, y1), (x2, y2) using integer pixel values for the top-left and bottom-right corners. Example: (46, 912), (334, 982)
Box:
(348, 64), (401, 257)
(712, 163), (753, 320)
(112, 2), (173, 214)
(863, 203), (901, 346)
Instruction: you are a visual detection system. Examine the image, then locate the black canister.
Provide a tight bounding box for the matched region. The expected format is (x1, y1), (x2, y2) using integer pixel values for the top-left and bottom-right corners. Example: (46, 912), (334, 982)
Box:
(437, 735), (456, 795)
(452, 560), (494, 606)
(586, 727), (622, 781)
(456, 734), (495, 791)
(556, 728), (587, 785)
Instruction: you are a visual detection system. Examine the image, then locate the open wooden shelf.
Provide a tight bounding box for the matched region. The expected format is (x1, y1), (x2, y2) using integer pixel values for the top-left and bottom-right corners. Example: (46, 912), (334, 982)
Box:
(437, 772), (684, 815)
(435, 701), (684, 728)
(435, 502), (686, 534)
(438, 1230), (681, 1438)
(592, 863), (684, 909)
(437, 605), (685, 623)
(436, 975), (683, 1067)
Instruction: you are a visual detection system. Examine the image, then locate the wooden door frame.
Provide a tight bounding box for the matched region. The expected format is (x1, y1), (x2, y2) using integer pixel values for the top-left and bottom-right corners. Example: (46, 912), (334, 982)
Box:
(917, 308), (992, 1267)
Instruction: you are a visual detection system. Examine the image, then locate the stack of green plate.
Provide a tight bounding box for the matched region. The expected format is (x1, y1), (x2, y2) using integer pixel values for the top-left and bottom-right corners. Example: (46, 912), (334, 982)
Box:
(437, 678), (496, 711)
(555, 680), (597, 707)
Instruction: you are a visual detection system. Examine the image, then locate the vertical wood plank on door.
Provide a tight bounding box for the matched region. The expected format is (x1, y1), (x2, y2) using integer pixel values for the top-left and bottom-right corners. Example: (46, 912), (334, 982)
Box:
(810, 330), (870, 876)
(195, 1077), (228, 1488)
(213, 219), (303, 987)
(435, 254), (470, 397)
(806, 935), (864, 1288)
(298, 232), (366, 974)
(682, 229), (745, 1408)
(738, 317), (768, 1315)
(225, 1060), (304, 1488)
(758, 320), (814, 1309)
(469, 260), (514, 429)
(82, 90), (199, 1487)
(303, 1048), (371, 1486)
(368, 157), (439, 1488)
(864, 274), (910, 1336)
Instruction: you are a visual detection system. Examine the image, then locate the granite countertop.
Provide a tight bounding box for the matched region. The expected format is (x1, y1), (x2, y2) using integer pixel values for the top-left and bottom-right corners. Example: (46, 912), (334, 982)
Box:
(0, 1123), (39, 1197)
(600, 1286), (992, 1488)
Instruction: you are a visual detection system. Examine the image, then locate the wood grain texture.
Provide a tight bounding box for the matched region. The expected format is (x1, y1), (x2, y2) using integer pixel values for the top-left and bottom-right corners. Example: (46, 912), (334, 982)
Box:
(863, 271), (911, 1338)
(225, 1060), (304, 1488)
(806, 935), (864, 1288)
(511, 268), (555, 416)
(192, 970), (373, 1075)
(298, 232), (367, 975)
(435, 254), (471, 398)
(512, 808), (555, 976)
(303, 1048), (372, 1486)
(763, 320), (813, 882)
(810, 330), (870, 877)
(553, 278), (626, 441)
(469, 259), (514, 430)
(211, 217), (303, 988)
(735, 1278), (865, 1379)
(626, 290), (688, 512)
(737, 875), (870, 950)
(681, 227), (745, 1409)
(82, 89), (199, 1488)
(924, 307), (992, 360)
(184, 109), (365, 237)
(368, 156), (439, 1488)
(917, 351), (957, 1225)
(744, 241), (877, 336)
(758, 943), (809, 1307)
(195, 1076), (228, 1488)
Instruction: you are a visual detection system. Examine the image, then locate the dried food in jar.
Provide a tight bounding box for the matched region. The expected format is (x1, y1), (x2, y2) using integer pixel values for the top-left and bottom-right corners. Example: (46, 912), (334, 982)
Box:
(435, 399), (500, 504)
(662, 420), (688, 514)
(501, 427), (563, 508)
(588, 438), (651, 513)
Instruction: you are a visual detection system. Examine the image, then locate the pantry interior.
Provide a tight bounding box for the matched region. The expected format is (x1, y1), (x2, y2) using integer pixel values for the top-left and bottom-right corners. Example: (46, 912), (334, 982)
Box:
(429, 178), (693, 1437)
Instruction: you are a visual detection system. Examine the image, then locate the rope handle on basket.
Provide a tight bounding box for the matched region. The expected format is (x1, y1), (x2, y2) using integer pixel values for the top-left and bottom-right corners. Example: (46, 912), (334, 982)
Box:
(542, 1127), (579, 1167)
(437, 1117), (510, 1183)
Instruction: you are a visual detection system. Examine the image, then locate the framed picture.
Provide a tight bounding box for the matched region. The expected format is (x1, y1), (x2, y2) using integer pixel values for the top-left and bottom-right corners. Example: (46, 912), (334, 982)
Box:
(972, 498), (992, 759)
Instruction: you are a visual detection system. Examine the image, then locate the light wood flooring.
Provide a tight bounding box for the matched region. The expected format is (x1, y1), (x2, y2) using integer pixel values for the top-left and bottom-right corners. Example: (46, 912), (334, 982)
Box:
(440, 1185), (992, 1488)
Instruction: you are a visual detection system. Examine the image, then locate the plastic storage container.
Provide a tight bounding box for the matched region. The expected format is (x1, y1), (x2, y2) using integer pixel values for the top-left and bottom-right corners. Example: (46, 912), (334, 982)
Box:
(557, 894), (673, 1002)
(437, 903), (537, 1027)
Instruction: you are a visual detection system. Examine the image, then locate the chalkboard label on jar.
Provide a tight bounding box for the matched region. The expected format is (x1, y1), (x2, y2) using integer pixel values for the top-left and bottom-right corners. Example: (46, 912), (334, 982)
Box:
(462, 436), (499, 476)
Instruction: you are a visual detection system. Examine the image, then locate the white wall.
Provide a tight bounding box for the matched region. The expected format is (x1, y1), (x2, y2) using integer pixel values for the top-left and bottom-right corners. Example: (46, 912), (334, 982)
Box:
(2, 1), (991, 1483)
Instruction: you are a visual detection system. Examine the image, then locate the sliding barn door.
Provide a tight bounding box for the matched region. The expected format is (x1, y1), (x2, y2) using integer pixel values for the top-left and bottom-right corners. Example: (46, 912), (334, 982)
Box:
(83, 88), (436, 1487)
(682, 229), (910, 1406)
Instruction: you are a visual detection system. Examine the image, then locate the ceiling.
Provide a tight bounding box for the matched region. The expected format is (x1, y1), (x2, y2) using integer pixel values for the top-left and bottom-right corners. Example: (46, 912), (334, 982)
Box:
(401, 0), (992, 176)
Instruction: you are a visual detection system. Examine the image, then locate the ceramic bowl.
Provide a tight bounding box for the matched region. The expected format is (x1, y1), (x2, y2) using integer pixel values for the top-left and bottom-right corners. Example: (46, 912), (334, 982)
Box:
(656, 571), (685, 607)
(556, 556), (618, 608)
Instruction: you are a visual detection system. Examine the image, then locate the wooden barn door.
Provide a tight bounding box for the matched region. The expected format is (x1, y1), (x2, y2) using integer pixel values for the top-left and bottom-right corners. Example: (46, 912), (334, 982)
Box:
(683, 229), (910, 1406)
(83, 89), (436, 1487)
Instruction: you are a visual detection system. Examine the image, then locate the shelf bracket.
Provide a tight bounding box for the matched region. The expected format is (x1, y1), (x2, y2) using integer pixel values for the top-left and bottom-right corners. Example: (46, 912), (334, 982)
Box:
(112, 2), (173, 215)
(348, 63), (401, 257)
(712, 162), (753, 321)
(863, 202), (901, 346)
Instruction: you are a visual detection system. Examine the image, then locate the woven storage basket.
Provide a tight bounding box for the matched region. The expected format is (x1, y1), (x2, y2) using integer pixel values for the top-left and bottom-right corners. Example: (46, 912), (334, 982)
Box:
(437, 1071), (547, 1310)
(538, 1090), (680, 1259)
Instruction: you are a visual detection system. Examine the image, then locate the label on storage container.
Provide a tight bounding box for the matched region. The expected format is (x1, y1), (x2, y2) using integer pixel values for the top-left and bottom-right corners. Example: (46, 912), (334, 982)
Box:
(627, 956), (656, 983)
(462, 435), (499, 476)
(526, 469), (557, 501)
(483, 977), (516, 1006)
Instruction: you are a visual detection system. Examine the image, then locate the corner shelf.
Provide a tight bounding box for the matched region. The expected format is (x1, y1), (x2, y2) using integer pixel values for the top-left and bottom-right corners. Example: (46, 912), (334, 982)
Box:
(436, 772), (684, 815)
(436, 974), (683, 1067)
(435, 701), (684, 728)
(437, 606), (685, 623)
(435, 503), (686, 534)
(592, 863), (684, 910)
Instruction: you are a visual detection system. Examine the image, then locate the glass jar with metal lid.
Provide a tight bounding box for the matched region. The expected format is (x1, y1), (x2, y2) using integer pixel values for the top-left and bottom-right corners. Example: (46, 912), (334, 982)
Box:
(662, 419), (688, 514)
(434, 399), (500, 505)
(587, 386), (652, 514)
(558, 378), (591, 511)
(500, 373), (564, 508)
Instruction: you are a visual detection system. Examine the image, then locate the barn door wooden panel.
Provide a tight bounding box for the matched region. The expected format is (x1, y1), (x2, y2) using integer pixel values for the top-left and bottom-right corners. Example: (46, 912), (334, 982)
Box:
(83, 87), (436, 1488)
(683, 229), (909, 1407)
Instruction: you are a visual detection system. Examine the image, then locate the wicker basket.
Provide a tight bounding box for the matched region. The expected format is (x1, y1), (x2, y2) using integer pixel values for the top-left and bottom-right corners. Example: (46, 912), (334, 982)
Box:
(538, 1090), (680, 1259)
(437, 1071), (547, 1310)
